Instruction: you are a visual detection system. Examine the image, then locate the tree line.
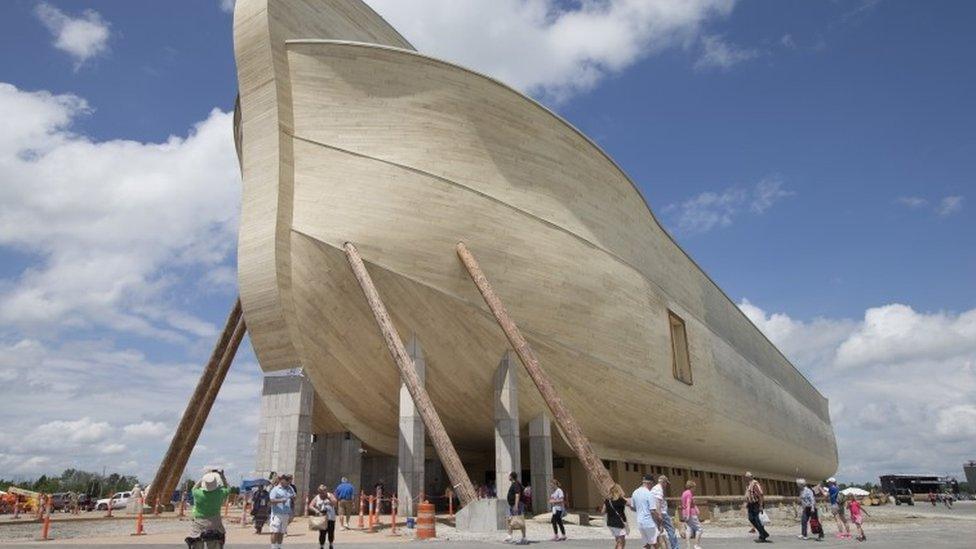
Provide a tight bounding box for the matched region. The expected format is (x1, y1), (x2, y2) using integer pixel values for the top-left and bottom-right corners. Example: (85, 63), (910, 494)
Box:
(0, 469), (140, 497)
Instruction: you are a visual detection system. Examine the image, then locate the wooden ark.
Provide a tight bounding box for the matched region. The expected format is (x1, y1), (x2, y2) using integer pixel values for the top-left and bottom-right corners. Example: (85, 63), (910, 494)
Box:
(232, 0), (838, 502)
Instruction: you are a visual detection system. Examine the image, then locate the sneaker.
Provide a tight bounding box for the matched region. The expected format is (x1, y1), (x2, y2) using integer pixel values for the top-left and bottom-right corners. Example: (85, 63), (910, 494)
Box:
(517, 538), (529, 545)
(504, 535), (512, 544)
(551, 536), (559, 541)
(798, 535), (808, 540)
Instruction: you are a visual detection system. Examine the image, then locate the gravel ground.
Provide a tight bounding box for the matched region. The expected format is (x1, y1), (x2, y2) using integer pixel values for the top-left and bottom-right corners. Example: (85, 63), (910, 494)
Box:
(1, 501), (972, 546)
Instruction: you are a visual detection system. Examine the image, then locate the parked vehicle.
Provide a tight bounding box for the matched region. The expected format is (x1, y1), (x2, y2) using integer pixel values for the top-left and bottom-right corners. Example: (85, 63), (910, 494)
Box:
(893, 488), (915, 506)
(95, 491), (131, 511)
(48, 492), (72, 512)
(77, 494), (95, 512)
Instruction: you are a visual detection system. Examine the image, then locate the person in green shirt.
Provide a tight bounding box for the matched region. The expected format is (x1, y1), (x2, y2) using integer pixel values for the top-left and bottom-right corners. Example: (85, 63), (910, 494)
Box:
(191, 470), (230, 535)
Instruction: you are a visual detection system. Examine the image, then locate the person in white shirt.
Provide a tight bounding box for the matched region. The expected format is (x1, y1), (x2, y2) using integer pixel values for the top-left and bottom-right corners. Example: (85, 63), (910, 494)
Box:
(307, 484), (337, 549)
(632, 474), (662, 549)
(549, 478), (567, 541)
(652, 476), (679, 549)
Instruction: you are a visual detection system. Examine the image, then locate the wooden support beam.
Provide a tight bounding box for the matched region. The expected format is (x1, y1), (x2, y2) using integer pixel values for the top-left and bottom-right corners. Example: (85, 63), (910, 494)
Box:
(455, 241), (615, 497)
(343, 242), (477, 507)
(145, 298), (245, 506)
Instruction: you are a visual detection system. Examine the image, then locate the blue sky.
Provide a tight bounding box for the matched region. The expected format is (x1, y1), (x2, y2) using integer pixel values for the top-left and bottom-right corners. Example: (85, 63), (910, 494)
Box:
(0, 0), (972, 485)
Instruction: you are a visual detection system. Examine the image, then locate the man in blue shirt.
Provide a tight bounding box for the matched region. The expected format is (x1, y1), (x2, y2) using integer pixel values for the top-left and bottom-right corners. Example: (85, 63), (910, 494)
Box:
(334, 477), (355, 530)
(826, 478), (851, 539)
(268, 474), (296, 549)
(631, 474), (661, 549)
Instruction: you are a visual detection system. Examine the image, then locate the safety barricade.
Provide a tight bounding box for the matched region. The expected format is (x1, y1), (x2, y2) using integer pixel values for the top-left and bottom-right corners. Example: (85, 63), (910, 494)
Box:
(358, 492), (365, 529)
(131, 497), (146, 536)
(37, 495), (52, 542)
(416, 500), (436, 539)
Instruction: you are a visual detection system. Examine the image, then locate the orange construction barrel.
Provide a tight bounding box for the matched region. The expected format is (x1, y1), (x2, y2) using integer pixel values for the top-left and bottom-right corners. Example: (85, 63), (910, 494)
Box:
(416, 501), (436, 539)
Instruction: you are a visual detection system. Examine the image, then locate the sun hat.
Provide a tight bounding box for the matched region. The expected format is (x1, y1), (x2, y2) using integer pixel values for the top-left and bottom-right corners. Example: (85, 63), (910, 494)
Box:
(827, 477), (836, 484)
(201, 472), (221, 491)
(796, 478), (806, 486)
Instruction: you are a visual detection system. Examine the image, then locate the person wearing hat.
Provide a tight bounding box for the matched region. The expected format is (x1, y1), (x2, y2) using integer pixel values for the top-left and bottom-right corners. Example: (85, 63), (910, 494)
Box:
(743, 472), (770, 542)
(826, 478), (850, 539)
(652, 475), (679, 549)
(268, 474), (297, 549)
(631, 474), (662, 549)
(191, 469), (230, 536)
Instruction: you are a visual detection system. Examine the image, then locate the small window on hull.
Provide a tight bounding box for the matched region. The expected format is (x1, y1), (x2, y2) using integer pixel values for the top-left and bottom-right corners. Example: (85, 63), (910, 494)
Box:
(669, 310), (693, 385)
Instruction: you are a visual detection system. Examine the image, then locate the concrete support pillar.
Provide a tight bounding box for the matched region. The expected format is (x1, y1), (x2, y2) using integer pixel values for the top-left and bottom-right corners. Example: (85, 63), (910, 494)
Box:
(397, 335), (426, 516)
(255, 374), (315, 507)
(494, 351), (521, 494)
(529, 413), (553, 515)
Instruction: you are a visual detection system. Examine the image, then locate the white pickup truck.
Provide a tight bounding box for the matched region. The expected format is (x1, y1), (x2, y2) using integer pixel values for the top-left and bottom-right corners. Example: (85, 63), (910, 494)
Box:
(95, 491), (131, 510)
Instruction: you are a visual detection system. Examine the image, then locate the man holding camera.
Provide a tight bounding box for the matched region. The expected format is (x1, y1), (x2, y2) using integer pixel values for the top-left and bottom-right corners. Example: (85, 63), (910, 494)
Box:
(191, 469), (230, 536)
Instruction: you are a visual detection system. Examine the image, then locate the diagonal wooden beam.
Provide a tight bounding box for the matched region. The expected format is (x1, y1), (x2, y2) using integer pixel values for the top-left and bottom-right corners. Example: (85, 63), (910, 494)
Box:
(145, 298), (245, 507)
(343, 242), (477, 507)
(456, 241), (615, 497)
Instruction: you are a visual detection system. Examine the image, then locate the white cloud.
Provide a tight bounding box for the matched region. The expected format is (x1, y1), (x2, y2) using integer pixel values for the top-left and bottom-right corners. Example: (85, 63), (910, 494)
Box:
(835, 304), (976, 369)
(935, 405), (976, 440)
(665, 176), (792, 234)
(897, 195), (964, 216)
(780, 34), (795, 48)
(897, 196), (927, 208)
(367, 0), (737, 102)
(694, 34), (758, 71)
(218, 0), (235, 13)
(35, 417), (112, 445)
(739, 299), (976, 482)
(936, 195), (963, 216)
(34, 3), (111, 70)
(0, 83), (239, 341)
(123, 421), (169, 439)
(100, 443), (127, 455)
(0, 336), (263, 481)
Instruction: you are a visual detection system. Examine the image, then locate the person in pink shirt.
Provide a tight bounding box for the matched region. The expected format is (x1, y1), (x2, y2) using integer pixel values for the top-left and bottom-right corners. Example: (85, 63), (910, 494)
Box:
(847, 498), (867, 542)
(681, 480), (703, 549)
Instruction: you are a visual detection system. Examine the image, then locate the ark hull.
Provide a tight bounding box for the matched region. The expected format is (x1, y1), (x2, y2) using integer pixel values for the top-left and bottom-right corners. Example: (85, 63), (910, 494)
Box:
(234, 0), (838, 497)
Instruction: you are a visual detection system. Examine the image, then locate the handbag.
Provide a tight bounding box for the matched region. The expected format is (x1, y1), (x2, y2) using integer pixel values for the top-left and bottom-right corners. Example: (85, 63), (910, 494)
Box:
(759, 509), (771, 525)
(308, 515), (327, 530)
(508, 514), (525, 529)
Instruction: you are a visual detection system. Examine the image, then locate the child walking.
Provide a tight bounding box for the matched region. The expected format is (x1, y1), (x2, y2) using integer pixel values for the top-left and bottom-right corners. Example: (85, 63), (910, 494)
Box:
(847, 498), (868, 542)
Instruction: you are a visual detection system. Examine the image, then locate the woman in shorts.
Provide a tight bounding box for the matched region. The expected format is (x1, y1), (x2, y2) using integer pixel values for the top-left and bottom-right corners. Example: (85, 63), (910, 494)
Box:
(600, 483), (630, 549)
(681, 480), (704, 549)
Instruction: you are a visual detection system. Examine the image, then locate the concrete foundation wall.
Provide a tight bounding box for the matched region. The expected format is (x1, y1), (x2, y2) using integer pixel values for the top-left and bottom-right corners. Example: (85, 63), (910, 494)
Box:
(255, 374), (315, 506)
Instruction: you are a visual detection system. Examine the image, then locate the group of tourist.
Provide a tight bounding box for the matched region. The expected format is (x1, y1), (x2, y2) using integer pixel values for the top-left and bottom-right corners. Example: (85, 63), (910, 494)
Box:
(797, 477), (867, 542)
(505, 471), (704, 548)
(246, 474), (356, 549)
